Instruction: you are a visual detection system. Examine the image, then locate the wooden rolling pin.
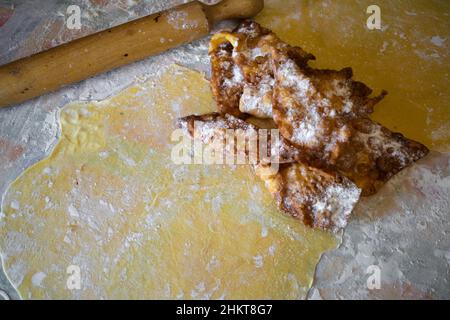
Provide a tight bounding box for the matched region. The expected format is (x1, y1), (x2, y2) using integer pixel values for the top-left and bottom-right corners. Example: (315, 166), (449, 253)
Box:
(0, 0), (264, 108)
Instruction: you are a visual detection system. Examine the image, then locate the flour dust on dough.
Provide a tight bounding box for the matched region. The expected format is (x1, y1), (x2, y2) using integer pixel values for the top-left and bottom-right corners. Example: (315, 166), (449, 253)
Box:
(0, 65), (337, 299)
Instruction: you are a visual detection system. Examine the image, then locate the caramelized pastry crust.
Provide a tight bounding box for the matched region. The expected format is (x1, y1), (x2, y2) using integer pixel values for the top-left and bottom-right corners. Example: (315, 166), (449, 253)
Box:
(209, 21), (428, 196)
(256, 163), (360, 233)
(209, 39), (244, 117)
(178, 113), (361, 232)
(270, 48), (428, 195)
(180, 21), (430, 230)
(334, 119), (430, 195)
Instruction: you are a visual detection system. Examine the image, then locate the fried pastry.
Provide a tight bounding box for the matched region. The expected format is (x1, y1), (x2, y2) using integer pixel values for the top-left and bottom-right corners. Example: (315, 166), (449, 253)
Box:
(177, 113), (361, 232)
(334, 118), (430, 195)
(211, 21), (387, 153)
(256, 163), (360, 233)
(177, 113), (304, 164)
(270, 48), (428, 195)
(209, 21), (277, 118)
(186, 21), (429, 231)
(271, 47), (386, 163)
(209, 34), (244, 117)
(209, 21), (317, 119)
(210, 21), (428, 196)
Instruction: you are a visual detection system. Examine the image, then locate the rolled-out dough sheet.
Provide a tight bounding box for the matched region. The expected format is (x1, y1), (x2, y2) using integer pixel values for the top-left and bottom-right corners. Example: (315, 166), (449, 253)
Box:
(0, 65), (337, 299)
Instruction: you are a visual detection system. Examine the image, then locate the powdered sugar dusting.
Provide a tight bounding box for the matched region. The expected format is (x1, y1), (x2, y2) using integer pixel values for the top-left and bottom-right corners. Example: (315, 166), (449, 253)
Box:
(278, 164), (361, 233)
(239, 76), (275, 119)
(276, 59), (354, 151)
(223, 65), (244, 89)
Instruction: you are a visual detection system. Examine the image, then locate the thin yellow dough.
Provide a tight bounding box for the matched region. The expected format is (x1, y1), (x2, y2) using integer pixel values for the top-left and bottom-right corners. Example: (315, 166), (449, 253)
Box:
(0, 65), (337, 299)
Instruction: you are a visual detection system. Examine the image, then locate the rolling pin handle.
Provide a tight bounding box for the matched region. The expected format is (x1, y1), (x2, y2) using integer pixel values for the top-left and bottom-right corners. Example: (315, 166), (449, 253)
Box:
(203, 0), (264, 25)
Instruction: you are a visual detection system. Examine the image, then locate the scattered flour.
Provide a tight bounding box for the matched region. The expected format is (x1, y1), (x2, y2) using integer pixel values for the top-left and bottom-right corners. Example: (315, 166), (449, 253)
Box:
(431, 36), (445, 47)
(31, 272), (46, 287)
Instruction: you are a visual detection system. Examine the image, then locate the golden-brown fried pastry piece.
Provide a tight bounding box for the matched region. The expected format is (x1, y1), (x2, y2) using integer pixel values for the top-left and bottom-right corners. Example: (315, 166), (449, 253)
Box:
(256, 163), (360, 233)
(209, 22), (280, 118)
(210, 20), (381, 121)
(270, 48), (428, 195)
(209, 35), (244, 117)
(271, 47), (386, 163)
(191, 21), (428, 231)
(334, 118), (429, 195)
(177, 113), (361, 232)
(209, 21), (278, 118)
